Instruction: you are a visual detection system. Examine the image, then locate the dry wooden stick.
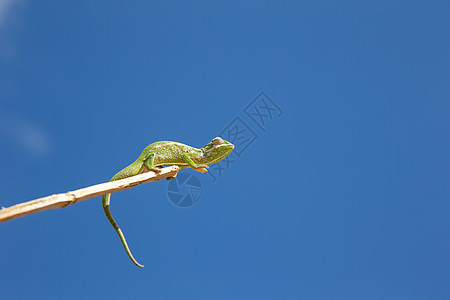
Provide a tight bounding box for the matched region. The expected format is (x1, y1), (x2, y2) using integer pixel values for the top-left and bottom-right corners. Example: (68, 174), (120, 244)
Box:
(0, 165), (180, 224)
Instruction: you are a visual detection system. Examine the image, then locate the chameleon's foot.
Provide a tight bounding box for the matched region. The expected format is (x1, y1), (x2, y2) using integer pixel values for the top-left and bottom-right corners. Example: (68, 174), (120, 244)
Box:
(149, 168), (162, 173)
(194, 167), (208, 173)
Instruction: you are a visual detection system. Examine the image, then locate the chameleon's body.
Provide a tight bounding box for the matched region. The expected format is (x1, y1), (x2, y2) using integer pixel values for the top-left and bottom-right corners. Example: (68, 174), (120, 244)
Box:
(102, 137), (234, 268)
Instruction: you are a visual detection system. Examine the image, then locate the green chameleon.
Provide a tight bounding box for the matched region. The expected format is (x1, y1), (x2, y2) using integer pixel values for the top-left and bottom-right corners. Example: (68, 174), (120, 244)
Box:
(102, 137), (234, 268)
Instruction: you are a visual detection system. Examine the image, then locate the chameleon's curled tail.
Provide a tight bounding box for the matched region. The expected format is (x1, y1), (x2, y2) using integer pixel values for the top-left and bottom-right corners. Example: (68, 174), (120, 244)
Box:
(102, 193), (144, 268)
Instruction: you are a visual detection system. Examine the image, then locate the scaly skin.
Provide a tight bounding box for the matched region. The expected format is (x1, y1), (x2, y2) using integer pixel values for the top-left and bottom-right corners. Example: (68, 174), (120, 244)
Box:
(102, 137), (234, 268)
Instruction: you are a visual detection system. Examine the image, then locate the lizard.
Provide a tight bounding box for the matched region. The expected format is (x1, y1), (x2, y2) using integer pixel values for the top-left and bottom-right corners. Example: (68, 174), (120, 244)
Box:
(102, 137), (234, 268)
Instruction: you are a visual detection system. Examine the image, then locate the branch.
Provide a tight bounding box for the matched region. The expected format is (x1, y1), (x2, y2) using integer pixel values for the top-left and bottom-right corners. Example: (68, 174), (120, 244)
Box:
(0, 166), (180, 224)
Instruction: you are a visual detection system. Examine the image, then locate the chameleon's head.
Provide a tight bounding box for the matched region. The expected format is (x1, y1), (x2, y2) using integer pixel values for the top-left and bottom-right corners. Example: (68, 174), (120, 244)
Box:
(200, 137), (234, 165)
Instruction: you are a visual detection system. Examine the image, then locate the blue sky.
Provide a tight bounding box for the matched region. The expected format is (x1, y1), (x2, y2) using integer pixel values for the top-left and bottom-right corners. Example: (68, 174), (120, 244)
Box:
(1, 0), (450, 299)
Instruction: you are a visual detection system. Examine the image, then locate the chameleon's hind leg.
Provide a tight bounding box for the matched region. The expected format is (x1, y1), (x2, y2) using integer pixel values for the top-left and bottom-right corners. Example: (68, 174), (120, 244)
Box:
(144, 153), (162, 173)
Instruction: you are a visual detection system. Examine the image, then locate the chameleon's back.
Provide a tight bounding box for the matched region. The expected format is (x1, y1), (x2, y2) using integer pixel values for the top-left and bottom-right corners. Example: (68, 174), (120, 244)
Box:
(143, 141), (199, 166)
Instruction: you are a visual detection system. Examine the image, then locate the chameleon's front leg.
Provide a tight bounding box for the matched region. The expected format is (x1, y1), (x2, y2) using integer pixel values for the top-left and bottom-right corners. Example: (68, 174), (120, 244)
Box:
(183, 152), (209, 172)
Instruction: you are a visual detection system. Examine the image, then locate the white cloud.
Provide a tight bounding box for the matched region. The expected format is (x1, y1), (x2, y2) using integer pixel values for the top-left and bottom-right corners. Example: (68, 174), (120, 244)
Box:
(0, 0), (22, 29)
(0, 112), (52, 158)
(0, 0), (14, 23)
(0, 0), (25, 61)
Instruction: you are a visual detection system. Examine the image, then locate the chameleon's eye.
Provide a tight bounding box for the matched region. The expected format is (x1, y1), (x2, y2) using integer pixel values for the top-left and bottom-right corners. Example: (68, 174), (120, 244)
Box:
(212, 137), (223, 145)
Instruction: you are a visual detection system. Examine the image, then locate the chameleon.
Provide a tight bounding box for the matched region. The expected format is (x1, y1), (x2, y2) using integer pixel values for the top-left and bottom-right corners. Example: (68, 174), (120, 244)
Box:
(102, 137), (234, 268)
